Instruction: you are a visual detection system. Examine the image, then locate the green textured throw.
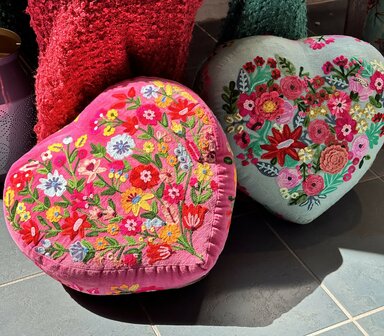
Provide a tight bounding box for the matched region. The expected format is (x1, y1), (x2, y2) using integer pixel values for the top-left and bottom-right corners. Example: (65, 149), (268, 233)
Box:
(220, 0), (308, 43)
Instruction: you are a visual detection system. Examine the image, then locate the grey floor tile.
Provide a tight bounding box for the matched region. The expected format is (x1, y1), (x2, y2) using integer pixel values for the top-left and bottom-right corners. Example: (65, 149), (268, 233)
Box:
(268, 179), (384, 316)
(314, 322), (363, 336)
(138, 215), (347, 334)
(0, 275), (154, 336)
(357, 309), (384, 336)
(198, 20), (224, 41)
(359, 169), (379, 183)
(0, 202), (41, 284)
(371, 149), (384, 177)
(186, 25), (216, 70)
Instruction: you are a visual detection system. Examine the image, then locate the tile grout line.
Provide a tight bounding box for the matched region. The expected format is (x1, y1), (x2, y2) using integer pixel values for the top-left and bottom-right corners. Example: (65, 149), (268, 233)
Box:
(138, 300), (162, 336)
(264, 222), (369, 336)
(0, 272), (44, 288)
(354, 305), (384, 321)
(305, 319), (353, 336)
(195, 22), (218, 43)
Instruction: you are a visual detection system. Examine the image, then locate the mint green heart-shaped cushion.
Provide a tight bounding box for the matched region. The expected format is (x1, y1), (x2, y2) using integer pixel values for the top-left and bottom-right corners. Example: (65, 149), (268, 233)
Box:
(199, 35), (384, 224)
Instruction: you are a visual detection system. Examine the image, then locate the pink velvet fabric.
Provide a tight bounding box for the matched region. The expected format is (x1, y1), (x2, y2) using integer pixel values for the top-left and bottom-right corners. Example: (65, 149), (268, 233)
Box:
(3, 78), (236, 295)
(27, 0), (204, 141)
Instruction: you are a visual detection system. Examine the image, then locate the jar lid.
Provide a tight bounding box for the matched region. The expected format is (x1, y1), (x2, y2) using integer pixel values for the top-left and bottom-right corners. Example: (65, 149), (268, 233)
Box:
(0, 28), (21, 59)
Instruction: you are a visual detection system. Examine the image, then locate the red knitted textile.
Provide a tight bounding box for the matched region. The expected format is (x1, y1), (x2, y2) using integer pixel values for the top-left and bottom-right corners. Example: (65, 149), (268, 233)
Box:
(27, 0), (203, 140)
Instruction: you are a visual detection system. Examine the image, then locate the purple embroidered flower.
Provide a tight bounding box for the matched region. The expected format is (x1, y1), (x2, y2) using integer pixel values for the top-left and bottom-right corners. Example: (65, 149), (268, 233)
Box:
(276, 168), (301, 189)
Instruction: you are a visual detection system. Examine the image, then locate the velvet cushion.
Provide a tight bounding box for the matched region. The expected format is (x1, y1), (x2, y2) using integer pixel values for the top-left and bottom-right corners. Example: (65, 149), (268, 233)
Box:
(199, 35), (384, 224)
(3, 78), (236, 295)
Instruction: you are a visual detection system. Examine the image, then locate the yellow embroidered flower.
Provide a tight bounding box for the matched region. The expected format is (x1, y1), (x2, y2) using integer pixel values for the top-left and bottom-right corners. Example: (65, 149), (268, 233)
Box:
(159, 224), (181, 244)
(95, 237), (108, 251)
(121, 187), (154, 216)
(298, 147), (314, 164)
(75, 135), (88, 148)
(16, 202), (26, 214)
(195, 107), (210, 124)
(195, 163), (213, 182)
(46, 206), (62, 222)
(171, 121), (183, 134)
(143, 141), (154, 153)
(198, 138), (209, 151)
(106, 109), (118, 120)
(107, 223), (119, 236)
(103, 125), (115, 136)
(308, 106), (327, 119)
(363, 103), (375, 119)
(19, 211), (31, 222)
(48, 143), (63, 152)
(357, 119), (368, 133)
(4, 188), (15, 207)
(167, 155), (178, 166)
(155, 84), (173, 107)
(158, 142), (169, 154)
(110, 284), (139, 295)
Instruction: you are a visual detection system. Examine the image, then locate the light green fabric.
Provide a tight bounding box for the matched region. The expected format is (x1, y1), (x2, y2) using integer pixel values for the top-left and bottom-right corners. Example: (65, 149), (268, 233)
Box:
(199, 35), (384, 224)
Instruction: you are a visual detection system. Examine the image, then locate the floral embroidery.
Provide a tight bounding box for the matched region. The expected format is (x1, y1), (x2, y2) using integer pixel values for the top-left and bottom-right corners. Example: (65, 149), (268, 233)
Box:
(222, 54), (384, 209)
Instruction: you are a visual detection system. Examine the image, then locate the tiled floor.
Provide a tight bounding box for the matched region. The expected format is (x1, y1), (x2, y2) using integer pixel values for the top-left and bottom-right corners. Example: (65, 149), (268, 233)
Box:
(2, 1), (384, 335)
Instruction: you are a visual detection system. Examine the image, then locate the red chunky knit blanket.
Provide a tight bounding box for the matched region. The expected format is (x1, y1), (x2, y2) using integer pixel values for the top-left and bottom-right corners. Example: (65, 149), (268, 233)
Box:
(27, 0), (203, 140)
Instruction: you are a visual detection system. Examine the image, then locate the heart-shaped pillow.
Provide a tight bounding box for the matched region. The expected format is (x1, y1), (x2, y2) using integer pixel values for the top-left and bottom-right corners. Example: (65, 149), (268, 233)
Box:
(199, 35), (384, 224)
(3, 78), (236, 295)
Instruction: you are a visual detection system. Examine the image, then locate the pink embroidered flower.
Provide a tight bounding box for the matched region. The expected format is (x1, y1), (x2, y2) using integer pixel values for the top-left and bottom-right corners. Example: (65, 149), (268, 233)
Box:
(312, 76), (325, 89)
(302, 175), (324, 196)
(322, 61), (334, 75)
(136, 104), (161, 125)
(351, 135), (369, 159)
(320, 145), (348, 174)
(120, 216), (142, 236)
(271, 69), (281, 80)
(276, 168), (301, 189)
(190, 177), (199, 188)
(280, 76), (304, 100)
(268, 83), (282, 95)
(275, 101), (295, 124)
(370, 71), (384, 93)
(255, 84), (268, 97)
(335, 115), (357, 141)
(53, 155), (66, 167)
(78, 158), (107, 183)
(124, 254), (137, 267)
(185, 140), (200, 161)
(237, 92), (256, 117)
(349, 77), (373, 101)
(234, 131), (250, 149)
(333, 55), (348, 67)
(255, 91), (284, 121)
(164, 183), (184, 204)
(78, 149), (88, 159)
(308, 119), (331, 144)
(267, 57), (277, 68)
(109, 160), (125, 172)
(304, 37), (326, 50)
(327, 91), (351, 117)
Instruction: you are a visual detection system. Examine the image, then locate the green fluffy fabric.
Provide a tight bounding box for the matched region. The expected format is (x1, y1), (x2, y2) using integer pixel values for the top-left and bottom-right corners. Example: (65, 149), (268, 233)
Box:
(220, 0), (307, 43)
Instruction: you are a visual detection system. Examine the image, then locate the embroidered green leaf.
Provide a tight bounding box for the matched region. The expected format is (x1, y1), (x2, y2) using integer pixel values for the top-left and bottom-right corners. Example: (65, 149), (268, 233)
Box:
(199, 189), (213, 203)
(366, 122), (382, 148)
(186, 116), (196, 129)
(123, 160), (131, 171)
(45, 230), (60, 238)
(109, 216), (123, 224)
(81, 240), (95, 251)
(9, 200), (18, 221)
(249, 66), (272, 91)
(105, 237), (119, 246)
(90, 143), (106, 158)
(256, 162), (279, 177)
(237, 68), (250, 93)
(176, 172), (187, 184)
(77, 178), (86, 192)
(160, 113), (169, 127)
(37, 168), (49, 175)
(369, 96), (382, 108)
(101, 188), (116, 196)
(94, 179), (106, 188)
(67, 179), (77, 189)
(43, 196), (51, 208)
(222, 81), (240, 114)
(37, 215), (50, 227)
(92, 194), (100, 205)
(23, 197), (34, 204)
(276, 54), (296, 76)
(155, 182), (165, 198)
(325, 76), (348, 89)
(151, 201), (158, 214)
(131, 154), (151, 164)
(140, 212), (157, 219)
(124, 236), (136, 246)
(154, 154), (162, 169)
(321, 165), (349, 195)
(54, 201), (69, 208)
(191, 188), (199, 205)
(32, 204), (46, 212)
(224, 157), (233, 165)
(86, 231), (99, 237)
(69, 149), (78, 163)
(33, 188), (39, 200)
(18, 188), (29, 196)
(46, 160), (53, 173)
(138, 133), (152, 140)
(83, 250), (95, 263)
(52, 222), (62, 231)
(147, 125), (154, 137)
(108, 199), (116, 212)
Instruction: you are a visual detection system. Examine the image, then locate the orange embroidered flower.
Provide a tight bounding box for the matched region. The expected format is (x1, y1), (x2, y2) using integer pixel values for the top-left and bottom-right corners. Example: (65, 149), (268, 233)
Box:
(159, 224), (181, 244)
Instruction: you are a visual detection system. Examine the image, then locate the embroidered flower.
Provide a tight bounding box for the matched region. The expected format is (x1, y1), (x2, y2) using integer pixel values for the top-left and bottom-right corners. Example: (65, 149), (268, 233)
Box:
(147, 244), (172, 264)
(62, 212), (91, 240)
(121, 187), (154, 216)
(41, 150), (52, 161)
(143, 141), (154, 153)
(276, 168), (301, 189)
(37, 170), (67, 197)
(195, 163), (213, 182)
(94, 238), (108, 251)
(351, 135), (369, 159)
(4, 188), (14, 207)
(19, 211), (31, 222)
(234, 131), (250, 149)
(260, 125), (306, 166)
(298, 147), (314, 164)
(335, 115), (357, 141)
(308, 119), (331, 144)
(120, 216), (142, 236)
(164, 183), (184, 204)
(46, 206), (62, 222)
(78, 159), (107, 183)
(106, 134), (135, 160)
(254, 91), (284, 121)
(136, 104), (162, 125)
(302, 175), (324, 196)
(75, 135), (87, 148)
(168, 99), (196, 122)
(322, 61), (334, 74)
(129, 165), (159, 190)
(271, 69), (281, 79)
(327, 91), (352, 117)
(349, 77), (373, 101)
(69, 241), (88, 262)
(243, 62), (256, 73)
(280, 76), (304, 100)
(141, 84), (159, 98)
(145, 218), (165, 229)
(124, 254), (138, 266)
(254, 56), (265, 66)
(275, 101), (295, 124)
(19, 220), (40, 245)
(333, 55), (348, 67)
(122, 116), (139, 135)
(370, 70), (384, 93)
(320, 145), (348, 174)
(237, 92), (256, 117)
(182, 204), (208, 231)
(159, 224), (181, 244)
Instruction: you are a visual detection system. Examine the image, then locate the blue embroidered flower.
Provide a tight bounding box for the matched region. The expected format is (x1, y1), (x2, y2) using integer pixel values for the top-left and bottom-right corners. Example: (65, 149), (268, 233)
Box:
(145, 218), (165, 229)
(69, 241), (88, 262)
(141, 85), (159, 99)
(106, 134), (135, 160)
(37, 170), (67, 197)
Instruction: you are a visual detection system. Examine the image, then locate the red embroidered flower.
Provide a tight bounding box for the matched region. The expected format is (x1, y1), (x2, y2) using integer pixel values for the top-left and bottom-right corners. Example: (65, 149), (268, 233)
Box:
(312, 76), (325, 89)
(168, 99), (196, 122)
(255, 84), (268, 97)
(237, 92), (256, 116)
(243, 62), (256, 73)
(120, 216), (142, 236)
(111, 88), (136, 109)
(302, 175), (325, 196)
(322, 61), (334, 75)
(136, 104), (161, 125)
(122, 116), (139, 135)
(316, 89), (329, 103)
(370, 71), (384, 93)
(320, 145), (349, 174)
(254, 91), (284, 121)
(268, 83), (282, 95)
(327, 91), (352, 117)
(164, 183), (184, 204)
(182, 204), (208, 231)
(20, 220), (40, 245)
(308, 120), (331, 144)
(335, 115), (357, 141)
(147, 244), (173, 264)
(333, 55), (348, 67)
(234, 131), (250, 149)
(280, 76), (304, 100)
(70, 184), (95, 210)
(267, 57), (277, 68)
(109, 160), (125, 171)
(271, 69), (281, 79)
(78, 149), (88, 159)
(9, 171), (32, 191)
(129, 164), (160, 190)
(124, 254), (137, 266)
(254, 56), (265, 66)
(260, 125), (306, 166)
(62, 212), (91, 240)
(185, 140), (200, 161)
